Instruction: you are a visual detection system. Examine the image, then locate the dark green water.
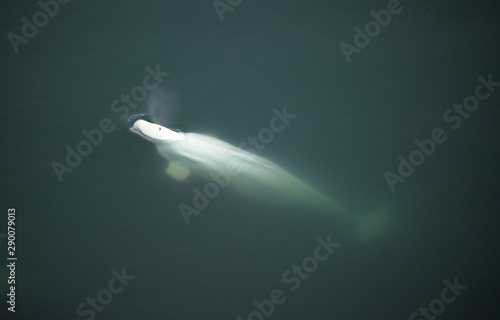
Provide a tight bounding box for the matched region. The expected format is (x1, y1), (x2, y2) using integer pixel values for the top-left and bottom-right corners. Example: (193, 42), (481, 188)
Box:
(1, 1), (499, 319)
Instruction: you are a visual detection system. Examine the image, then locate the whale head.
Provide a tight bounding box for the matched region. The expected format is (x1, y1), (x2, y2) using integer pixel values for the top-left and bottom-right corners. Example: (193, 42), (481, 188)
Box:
(130, 119), (184, 144)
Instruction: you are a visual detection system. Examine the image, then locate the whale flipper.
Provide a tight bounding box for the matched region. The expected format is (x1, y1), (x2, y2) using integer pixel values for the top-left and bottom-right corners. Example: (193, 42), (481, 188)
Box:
(166, 161), (191, 181)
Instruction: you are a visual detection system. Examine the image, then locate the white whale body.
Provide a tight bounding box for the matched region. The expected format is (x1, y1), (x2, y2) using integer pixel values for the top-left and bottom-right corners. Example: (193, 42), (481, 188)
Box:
(130, 119), (389, 240)
(130, 120), (340, 208)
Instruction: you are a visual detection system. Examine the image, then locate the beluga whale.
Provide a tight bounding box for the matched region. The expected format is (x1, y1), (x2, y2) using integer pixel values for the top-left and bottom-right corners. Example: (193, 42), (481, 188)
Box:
(130, 119), (389, 241)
